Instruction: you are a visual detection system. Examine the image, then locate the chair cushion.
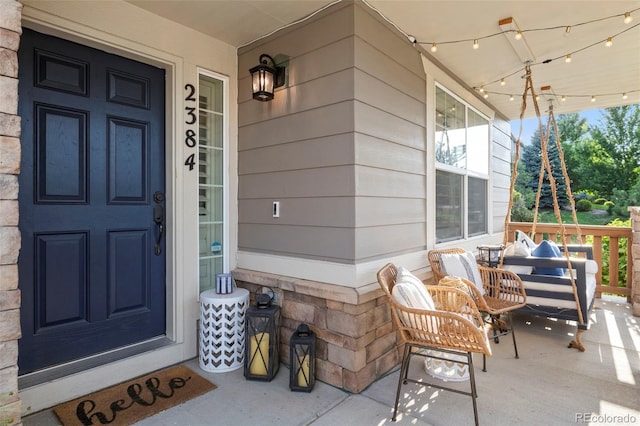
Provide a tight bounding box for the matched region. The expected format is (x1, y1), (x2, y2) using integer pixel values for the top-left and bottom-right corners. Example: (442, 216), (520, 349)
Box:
(438, 252), (486, 295)
(531, 240), (564, 276)
(393, 267), (435, 311)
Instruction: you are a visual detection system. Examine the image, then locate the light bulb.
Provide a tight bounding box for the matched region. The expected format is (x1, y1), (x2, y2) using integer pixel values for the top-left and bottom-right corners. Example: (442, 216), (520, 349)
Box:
(565, 54), (572, 63)
(565, 26), (571, 34)
(431, 43), (438, 52)
(605, 37), (613, 47)
(561, 96), (566, 102)
(483, 92), (489, 99)
(515, 31), (522, 40)
(624, 12), (632, 24)
(479, 86), (485, 93)
(622, 93), (628, 100)
(591, 96), (596, 102)
(509, 95), (514, 101)
(473, 39), (479, 49)
(500, 78), (506, 86)
(535, 95), (539, 101)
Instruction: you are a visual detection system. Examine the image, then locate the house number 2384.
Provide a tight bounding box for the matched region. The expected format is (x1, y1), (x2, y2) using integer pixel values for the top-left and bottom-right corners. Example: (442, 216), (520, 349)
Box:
(184, 83), (197, 170)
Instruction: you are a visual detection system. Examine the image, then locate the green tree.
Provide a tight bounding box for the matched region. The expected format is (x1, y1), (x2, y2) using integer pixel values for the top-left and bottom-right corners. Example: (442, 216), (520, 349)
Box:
(590, 105), (640, 195)
(520, 126), (569, 208)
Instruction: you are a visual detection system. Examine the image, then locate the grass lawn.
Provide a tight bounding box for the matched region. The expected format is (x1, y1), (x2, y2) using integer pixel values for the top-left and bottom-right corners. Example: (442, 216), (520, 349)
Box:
(537, 206), (613, 226)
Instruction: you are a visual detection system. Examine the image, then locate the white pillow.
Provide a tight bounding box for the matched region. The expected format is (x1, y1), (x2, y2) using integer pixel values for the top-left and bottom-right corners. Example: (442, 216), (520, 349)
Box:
(502, 241), (534, 274)
(504, 241), (531, 257)
(394, 266), (435, 311)
(516, 230), (538, 251)
(439, 252), (486, 296)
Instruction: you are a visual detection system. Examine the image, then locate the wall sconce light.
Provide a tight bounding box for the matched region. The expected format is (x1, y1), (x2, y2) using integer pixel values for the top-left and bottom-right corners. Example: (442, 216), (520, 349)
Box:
(249, 53), (286, 102)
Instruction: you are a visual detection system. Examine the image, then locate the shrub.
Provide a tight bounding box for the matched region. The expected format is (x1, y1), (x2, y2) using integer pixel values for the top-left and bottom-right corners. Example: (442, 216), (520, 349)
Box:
(604, 200), (614, 214)
(576, 199), (592, 212)
(511, 191), (534, 222)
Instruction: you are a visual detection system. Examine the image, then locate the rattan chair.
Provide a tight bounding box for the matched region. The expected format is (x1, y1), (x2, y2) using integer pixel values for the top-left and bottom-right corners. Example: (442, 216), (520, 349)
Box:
(377, 263), (492, 426)
(428, 248), (527, 371)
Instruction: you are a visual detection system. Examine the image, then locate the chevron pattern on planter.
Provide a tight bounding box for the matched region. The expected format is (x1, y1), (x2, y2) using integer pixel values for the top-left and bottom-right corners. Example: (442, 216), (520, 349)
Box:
(199, 289), (249, 372)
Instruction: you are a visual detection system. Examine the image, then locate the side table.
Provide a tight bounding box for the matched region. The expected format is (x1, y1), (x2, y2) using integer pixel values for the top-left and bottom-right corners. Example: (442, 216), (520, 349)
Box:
(199, 288), (249, 372)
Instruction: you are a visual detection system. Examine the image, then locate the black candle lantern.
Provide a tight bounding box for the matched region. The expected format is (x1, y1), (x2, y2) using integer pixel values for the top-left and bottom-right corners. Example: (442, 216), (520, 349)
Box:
(477, 244), (505, 267)
(244, 292), (281, 381)
(289, 323), (316, 392)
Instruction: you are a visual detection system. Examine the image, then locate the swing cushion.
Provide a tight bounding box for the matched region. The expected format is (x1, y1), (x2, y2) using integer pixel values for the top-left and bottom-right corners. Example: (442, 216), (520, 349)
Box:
(532, 240), (565, 276)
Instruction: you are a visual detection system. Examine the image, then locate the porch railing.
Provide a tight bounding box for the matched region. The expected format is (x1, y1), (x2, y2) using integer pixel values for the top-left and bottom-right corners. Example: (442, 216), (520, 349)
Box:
(506, 222), (633, 300)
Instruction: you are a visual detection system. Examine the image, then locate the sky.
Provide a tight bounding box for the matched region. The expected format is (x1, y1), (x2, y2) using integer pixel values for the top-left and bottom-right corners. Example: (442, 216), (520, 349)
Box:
(510, 108), (604, 145)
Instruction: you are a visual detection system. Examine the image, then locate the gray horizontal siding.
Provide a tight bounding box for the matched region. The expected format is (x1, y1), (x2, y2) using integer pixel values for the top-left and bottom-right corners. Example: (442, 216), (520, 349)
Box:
(239, 224), (355, 262)
(239, 197), (355, 227)
(239, 165), (355, 199)
(239, 133), (354, 175)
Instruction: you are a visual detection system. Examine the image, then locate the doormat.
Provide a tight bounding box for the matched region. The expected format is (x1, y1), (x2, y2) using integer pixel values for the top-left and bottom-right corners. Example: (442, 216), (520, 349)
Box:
(53, 365), (216, 426)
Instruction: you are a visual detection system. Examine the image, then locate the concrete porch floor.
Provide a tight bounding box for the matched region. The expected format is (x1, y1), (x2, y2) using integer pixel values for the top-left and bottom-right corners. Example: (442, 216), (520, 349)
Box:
(23, 296), (640, 426)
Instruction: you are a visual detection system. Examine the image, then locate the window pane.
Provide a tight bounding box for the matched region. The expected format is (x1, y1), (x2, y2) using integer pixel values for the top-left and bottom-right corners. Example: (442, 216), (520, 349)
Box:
(436, 171), (463, 242)
(468, 177), (487, 236)
(467, 109), (489, 174)
(435, 87), (466, 168)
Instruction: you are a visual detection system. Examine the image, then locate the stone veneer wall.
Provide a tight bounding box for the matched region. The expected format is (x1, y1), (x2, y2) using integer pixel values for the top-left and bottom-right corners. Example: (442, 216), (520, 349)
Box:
(233, 268), (433, 393)
(630, 207), (640, 317)
(0, 1), (22, 424)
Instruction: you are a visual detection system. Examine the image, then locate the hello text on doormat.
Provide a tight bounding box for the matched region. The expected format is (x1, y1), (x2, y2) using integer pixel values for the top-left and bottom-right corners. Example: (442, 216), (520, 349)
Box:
(53, 365), (216, 425)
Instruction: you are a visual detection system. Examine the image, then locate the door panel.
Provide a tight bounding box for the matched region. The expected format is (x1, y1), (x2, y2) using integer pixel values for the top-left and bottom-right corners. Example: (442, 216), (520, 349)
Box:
(18, 29), (166, 374)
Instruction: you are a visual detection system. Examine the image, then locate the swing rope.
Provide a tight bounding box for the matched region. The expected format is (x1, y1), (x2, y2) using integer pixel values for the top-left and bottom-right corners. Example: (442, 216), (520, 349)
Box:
(501, 64), (585, 328)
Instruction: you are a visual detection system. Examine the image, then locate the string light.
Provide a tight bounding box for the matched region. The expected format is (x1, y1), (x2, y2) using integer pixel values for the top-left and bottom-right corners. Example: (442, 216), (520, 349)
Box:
(417, 7), (640, 105)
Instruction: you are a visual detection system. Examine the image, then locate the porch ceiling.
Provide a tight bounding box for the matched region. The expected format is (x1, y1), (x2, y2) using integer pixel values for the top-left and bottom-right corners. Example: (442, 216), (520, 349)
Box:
(128, 0), (640, 121)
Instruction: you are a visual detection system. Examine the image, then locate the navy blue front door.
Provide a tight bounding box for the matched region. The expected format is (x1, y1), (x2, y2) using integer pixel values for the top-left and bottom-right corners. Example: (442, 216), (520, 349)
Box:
(18, 29), (166, 374)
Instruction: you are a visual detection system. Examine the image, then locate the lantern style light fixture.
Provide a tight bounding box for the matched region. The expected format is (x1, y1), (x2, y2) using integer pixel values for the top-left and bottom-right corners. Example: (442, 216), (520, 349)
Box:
(477, 244), (505, 268)
(249, 53), (286, 102)
(244, 292), (281, 381)
(289, 323), (316, 392)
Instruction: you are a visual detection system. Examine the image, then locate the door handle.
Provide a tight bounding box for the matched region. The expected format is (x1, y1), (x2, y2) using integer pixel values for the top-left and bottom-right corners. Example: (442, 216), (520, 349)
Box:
(153, 204), (164, 256)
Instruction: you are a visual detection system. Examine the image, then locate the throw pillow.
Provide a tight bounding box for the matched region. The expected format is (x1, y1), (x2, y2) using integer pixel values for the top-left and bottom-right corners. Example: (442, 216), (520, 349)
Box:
(516, 230), (538, 251)
(502, 242), (534, 274)
(438, 252), (486, 295)
(394, 266), (435, 311)
(531, 240), (564, 276)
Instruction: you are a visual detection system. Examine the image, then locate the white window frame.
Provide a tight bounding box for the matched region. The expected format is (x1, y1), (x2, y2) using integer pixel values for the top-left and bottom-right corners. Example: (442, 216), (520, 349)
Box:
(434, 83), (491, 244)
(197, 69), (229, 293)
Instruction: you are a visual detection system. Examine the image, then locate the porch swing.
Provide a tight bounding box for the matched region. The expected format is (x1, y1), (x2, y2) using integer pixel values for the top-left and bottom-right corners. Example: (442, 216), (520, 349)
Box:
(499, 64), (598, 351)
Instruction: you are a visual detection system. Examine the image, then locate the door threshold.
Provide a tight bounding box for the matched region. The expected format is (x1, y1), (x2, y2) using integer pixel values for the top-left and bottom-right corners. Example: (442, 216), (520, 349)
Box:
(19, 336), (173, 389)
